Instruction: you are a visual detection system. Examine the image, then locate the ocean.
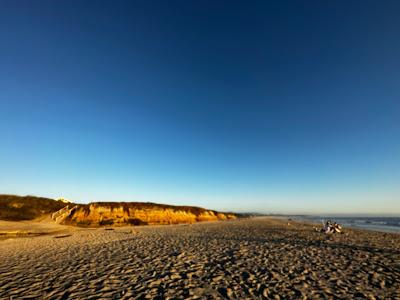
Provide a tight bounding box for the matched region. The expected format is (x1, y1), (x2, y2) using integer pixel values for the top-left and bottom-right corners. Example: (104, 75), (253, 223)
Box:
(291, 216), (400, 233)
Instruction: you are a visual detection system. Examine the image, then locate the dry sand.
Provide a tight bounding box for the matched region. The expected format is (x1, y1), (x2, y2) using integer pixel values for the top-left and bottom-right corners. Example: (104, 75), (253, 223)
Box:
(0, 218), (76, 240)
(0, 217), (399, 299)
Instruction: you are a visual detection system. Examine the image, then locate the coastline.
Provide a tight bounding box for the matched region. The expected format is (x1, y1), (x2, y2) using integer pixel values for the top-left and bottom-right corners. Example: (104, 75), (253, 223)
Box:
(284, 215), (400, 234)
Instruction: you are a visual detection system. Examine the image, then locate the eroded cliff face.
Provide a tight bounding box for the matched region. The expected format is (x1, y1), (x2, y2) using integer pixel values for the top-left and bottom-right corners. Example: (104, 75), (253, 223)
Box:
(64, 202), (236, 226)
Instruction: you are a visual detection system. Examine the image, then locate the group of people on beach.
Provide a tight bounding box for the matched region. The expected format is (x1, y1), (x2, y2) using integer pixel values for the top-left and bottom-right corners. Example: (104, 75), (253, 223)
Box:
(318, 220), (342, 234)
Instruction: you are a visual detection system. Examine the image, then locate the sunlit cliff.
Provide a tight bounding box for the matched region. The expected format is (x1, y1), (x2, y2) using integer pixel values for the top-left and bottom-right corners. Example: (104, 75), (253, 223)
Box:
(64, 202), (236, 226)
(0, 195), (237, 226)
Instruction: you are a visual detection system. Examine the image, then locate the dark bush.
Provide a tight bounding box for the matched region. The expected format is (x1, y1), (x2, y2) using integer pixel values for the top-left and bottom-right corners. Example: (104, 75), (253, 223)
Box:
(99, 219), (114, 226)
(127, 218), (148, 226)
(77, 220), (92, 227)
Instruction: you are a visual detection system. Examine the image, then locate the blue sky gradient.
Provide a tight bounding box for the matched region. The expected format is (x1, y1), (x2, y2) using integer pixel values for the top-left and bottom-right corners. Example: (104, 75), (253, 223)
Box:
(1, 1), (399, 213)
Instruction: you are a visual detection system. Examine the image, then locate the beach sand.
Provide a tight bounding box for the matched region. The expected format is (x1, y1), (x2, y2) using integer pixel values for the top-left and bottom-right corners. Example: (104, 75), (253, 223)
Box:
(0, 217), (399, 299)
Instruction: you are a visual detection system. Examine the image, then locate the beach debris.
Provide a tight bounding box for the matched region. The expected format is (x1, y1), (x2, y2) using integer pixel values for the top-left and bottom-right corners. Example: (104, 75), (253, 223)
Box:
(53, 234), (72, 239)
(316, 220), (342, 234)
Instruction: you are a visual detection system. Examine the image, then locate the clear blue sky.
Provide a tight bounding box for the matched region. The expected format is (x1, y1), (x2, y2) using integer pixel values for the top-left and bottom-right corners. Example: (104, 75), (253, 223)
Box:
(1, 1), (399, 214)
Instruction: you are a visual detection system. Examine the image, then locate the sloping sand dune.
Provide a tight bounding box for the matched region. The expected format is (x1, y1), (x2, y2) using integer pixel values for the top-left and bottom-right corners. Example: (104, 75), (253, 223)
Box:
(0, 217), (73, 239)
(0, 217), (399, 299)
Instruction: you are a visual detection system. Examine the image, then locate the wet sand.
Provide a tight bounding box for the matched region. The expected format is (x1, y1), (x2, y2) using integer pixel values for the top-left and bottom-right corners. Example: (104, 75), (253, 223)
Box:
(0, 217), (399, 299)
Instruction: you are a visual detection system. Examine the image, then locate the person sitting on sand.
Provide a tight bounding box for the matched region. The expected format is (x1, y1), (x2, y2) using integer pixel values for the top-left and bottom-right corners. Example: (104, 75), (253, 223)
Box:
(324, 224), (333, 234)
(332, 222), (342, 233)
(320, 220), (330, 234)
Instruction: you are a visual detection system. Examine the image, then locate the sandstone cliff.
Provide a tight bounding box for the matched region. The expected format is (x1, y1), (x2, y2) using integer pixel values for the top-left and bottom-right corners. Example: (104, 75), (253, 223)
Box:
(64, 202), (236, 227)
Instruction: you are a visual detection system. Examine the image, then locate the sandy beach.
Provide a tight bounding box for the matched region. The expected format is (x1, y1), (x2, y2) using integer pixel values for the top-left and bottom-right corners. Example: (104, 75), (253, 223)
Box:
(0, 217), (399, 299)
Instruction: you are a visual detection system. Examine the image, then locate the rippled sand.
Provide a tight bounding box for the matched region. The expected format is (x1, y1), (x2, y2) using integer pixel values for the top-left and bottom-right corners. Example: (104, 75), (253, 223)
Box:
(0, 217), (399, 299)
